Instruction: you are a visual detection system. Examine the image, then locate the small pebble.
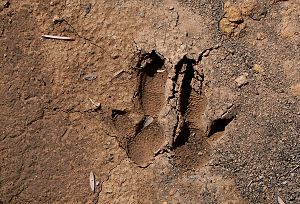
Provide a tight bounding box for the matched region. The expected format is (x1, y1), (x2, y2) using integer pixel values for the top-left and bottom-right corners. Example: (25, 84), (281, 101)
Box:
(53, 15), (62, 24)
(219, 18), (235, 34)
(225, 5), (243, 22)
(106, 154), (114, 162)
(84, 73), (97, 81)
(3, 0), (10, 8)
(139, 12), (145, 17)
(235, 74), (249, 87)
(251, 5), (267, 21)
(106, 189), (113, 194)
(84, 3), (92, 15)
(256, 32), (265, 40)
(203, 50), (210, 57)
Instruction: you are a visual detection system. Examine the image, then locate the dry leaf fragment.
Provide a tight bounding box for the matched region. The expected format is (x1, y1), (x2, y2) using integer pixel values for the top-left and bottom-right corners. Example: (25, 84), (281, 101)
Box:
(143, 116), (153, 128)
(278, 196), (285, 204)
(90, 172), (95, 192)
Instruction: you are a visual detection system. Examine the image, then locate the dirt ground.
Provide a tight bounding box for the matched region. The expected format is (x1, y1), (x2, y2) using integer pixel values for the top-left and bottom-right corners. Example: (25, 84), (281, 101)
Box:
(0, 0), (299, 203)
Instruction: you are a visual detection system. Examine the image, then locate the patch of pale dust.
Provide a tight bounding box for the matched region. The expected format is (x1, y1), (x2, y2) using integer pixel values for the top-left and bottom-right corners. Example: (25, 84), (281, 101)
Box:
(283, 59), (300, 83)
(278, 1), (300, 43)
(97, 156), (169, 203)
(97, 152), (247, 204)
(204, 86), (237, 121)
(290, 84), (300, 96)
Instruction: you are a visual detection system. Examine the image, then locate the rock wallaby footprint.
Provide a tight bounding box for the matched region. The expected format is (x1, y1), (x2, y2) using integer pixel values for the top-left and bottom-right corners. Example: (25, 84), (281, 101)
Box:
(111, 50), (236, 168)
(113, 51), (169, 167)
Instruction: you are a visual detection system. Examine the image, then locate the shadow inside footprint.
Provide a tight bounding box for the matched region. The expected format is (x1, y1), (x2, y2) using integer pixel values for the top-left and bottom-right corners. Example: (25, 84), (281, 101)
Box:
(136, 51), (168, 116)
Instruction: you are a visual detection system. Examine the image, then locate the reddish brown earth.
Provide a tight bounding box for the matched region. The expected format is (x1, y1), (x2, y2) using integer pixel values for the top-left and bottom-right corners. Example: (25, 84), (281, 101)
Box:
(0, 0), (299, 203)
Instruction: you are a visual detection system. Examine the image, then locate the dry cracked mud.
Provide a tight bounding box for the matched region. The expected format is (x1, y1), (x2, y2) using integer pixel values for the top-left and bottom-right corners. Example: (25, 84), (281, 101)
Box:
(0, 0), (299, 203)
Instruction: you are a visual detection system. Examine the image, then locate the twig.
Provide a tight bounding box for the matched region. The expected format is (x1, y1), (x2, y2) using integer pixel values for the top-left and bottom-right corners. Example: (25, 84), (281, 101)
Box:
(288, 165), (300, 174)
(63, 19), (104, 50)
(41, 34), (75, 41)
(281, 164), (300, 177)
(247, 180), (253, 188)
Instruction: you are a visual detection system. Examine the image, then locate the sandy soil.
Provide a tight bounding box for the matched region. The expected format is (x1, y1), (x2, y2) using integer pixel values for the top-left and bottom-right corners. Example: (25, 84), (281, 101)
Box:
(0, 0), (299, 203)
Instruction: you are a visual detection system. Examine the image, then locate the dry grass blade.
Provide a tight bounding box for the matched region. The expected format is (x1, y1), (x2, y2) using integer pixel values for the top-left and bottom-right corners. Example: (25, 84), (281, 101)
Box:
(277, 196), (285, 204)
(42, 35), (75, 41)
(90, 172), (95, 192)
(89, 98), (101, 108)
(157, 69), (166, 73)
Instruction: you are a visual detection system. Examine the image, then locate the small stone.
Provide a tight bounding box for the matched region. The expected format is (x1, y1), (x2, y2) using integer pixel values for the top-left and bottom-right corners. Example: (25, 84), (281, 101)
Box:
(235, 74), (249, 87)
(3, 0), (10, 8)
(224, 4), (243, 23)
(219, 18), (236, 34)
(169, 6), (174, 10)
(106, 154), (114, 162)
(256, 32), (265, 40)
(139, 12), (145, 17)
(84, 3), (92, 15)
(169, 189), (176, 196)
(84, 73), (97, 81)
(250, 5), (267, 20)
(214, 44), (221, 49)
(241, 0), (257, 16)
(53, 15), (63, 24)
(111, 53), (120, 59)
(234, 22), (246, 35)
(203, 50), (210, 57)
(289, 195), (296, 201)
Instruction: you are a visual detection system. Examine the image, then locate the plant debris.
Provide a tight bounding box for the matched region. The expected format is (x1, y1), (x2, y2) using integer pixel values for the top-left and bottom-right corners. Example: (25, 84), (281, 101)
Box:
(89, 172), (95, 192)
(41, 35), (75, 41)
